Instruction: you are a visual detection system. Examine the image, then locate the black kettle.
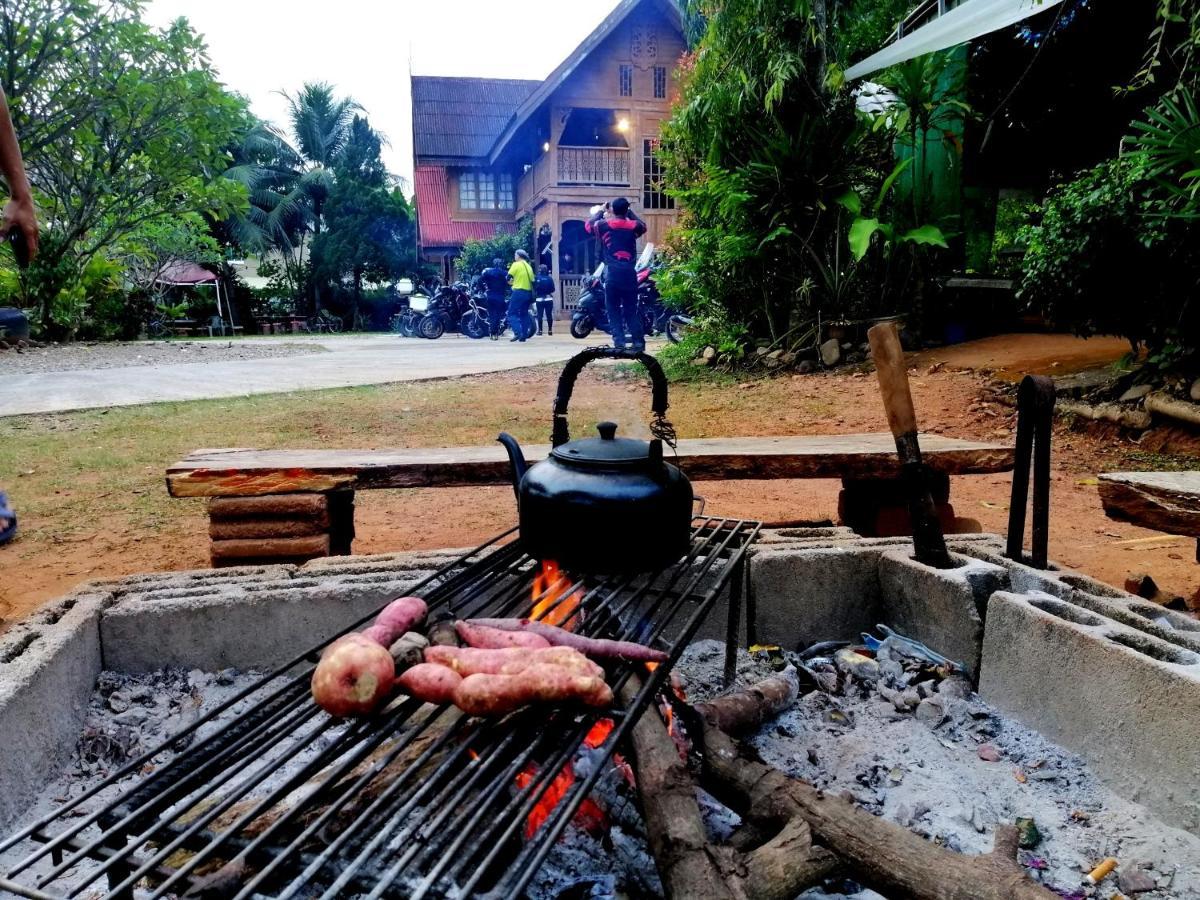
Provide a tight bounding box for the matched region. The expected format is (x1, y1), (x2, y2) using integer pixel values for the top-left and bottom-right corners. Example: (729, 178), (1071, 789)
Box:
(498, 348), (694, 574)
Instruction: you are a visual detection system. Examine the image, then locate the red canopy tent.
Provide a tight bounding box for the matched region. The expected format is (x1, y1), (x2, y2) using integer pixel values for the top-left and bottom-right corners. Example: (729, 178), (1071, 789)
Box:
(155, 260), (234, 330)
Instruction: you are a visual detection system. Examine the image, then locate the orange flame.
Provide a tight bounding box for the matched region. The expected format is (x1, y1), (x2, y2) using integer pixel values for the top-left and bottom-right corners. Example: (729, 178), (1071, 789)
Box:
(531, 560), (584, 630)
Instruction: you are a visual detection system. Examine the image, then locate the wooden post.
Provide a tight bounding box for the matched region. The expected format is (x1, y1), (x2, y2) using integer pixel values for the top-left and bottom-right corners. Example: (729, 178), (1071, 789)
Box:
(550, 203), (561, 319)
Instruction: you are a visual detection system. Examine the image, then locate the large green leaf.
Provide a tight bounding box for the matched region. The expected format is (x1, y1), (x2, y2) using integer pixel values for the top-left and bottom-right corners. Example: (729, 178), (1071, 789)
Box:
(899, 224), (949, 248)
(877, 158), (912, 208)
(836, 191), (862, 215)
(848, 217), (881, 261)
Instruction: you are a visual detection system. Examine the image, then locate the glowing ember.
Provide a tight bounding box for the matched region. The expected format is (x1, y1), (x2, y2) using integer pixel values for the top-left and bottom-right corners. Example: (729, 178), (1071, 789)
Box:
(512, 720), (615, 838)
(514, 764), (607, 839)
(515, 765), (574, 839)
(584, 718), (614, 748)
(530, 560), (584, 629)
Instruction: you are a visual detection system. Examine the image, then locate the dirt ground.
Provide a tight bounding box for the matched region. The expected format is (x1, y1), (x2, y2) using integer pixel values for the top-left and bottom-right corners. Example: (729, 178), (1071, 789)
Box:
(1, 333), (1196, 627)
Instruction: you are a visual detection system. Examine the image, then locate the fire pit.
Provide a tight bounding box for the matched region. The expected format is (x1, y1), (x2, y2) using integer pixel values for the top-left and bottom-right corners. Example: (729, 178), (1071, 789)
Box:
(0, 519), (759, 899)
(2, 526), (1199, 898)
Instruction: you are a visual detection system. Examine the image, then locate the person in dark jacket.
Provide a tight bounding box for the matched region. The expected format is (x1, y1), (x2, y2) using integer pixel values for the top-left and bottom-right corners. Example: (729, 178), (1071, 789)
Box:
(585, 197), (647, 351)
(474, 258), (509, 339)
(533, 265), (556, 335)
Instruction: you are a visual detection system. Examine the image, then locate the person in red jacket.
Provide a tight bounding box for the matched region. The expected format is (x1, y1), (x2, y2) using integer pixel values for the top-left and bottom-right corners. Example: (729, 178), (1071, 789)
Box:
(586, 197), (647, 351)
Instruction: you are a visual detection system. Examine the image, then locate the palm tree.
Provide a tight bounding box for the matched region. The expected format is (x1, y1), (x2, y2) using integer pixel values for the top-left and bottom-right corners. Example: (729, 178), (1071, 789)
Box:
(280, 82), (363, 243)
(225, 83), (362, 312)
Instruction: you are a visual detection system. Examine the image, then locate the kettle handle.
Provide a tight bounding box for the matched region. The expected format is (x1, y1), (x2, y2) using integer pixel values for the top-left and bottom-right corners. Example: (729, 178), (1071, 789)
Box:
(551, 347), (675, 448)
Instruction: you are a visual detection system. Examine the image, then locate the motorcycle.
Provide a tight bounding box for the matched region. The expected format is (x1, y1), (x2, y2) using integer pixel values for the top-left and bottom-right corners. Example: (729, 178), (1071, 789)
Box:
(418, 281), (489, 340)
(570, 245), (666, 340)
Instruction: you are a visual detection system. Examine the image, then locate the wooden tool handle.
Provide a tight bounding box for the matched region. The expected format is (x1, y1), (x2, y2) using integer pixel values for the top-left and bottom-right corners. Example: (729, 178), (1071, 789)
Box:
(868, 322), (918, 445)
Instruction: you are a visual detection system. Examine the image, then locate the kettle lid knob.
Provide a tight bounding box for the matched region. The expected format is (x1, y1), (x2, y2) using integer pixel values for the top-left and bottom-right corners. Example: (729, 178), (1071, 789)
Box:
(597, 421), (618, 440)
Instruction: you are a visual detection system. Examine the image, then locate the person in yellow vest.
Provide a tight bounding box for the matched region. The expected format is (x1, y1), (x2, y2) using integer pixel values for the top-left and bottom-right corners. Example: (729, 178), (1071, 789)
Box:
(506, 249), (536, 342)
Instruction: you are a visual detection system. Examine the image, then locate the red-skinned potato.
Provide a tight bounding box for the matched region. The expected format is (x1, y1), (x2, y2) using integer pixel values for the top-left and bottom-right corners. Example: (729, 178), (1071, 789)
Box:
(311, 634), (395, 717)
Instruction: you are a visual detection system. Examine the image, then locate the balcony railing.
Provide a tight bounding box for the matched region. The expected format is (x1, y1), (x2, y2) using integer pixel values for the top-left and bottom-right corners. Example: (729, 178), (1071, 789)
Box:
(557, 147), (630, 187)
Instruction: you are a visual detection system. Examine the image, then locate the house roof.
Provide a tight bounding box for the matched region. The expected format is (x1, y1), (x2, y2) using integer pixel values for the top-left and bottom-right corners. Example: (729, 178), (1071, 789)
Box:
(488, 0), (684, 164)
(411, 76), (540, 161)
(414, 165), (517, 248)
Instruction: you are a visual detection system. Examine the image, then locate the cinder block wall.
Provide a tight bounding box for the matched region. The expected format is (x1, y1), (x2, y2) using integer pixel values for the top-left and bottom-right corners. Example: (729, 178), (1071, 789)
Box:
(2, 534), (1198, 838)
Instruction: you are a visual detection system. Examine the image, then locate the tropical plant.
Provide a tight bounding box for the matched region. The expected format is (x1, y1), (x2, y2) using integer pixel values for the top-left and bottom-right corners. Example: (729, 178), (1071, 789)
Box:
(656, 0), (958, 353)
(875, 50), (971, 225)
(0, 0), (249, 337)
(224, 83), (364, 315)
(1130, 90), (1200, 214)
(658, 0), (877, 343)
(837, 160), (949, 261)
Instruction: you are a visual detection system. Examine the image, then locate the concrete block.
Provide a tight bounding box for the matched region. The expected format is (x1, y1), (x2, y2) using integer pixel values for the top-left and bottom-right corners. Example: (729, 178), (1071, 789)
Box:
(957, 545), (1200, 655)
(100, 576), (430, 672)
(980, 590), (1200, 835)
(94, 564), (296, 597)
(743, 547), (884, 650)
(877, 550), (1010, 678)
(0, 590), (107, 832)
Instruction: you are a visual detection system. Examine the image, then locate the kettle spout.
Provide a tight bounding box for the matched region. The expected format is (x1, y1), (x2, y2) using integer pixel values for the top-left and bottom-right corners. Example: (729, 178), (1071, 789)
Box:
(497, 432), (528, 500)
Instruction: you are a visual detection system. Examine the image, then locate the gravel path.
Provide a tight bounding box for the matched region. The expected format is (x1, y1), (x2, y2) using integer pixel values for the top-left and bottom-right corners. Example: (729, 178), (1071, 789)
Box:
(0, 340), (327, 375)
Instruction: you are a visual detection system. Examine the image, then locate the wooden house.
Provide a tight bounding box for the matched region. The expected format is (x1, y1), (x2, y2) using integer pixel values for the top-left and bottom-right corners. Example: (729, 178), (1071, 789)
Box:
(411, 0), (685, 312)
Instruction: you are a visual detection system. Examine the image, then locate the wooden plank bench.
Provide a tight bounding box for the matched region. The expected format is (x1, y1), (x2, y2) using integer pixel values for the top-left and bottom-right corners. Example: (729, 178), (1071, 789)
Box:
(167, 434), (1014, 567)
(1099, 471), (1200, 564)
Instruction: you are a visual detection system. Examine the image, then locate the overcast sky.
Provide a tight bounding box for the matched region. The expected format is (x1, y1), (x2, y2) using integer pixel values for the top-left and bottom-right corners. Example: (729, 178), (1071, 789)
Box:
(144, 0), (625, 189)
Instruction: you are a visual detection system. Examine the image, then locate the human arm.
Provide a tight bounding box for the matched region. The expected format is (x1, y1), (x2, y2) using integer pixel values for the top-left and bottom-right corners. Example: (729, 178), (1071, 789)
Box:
(0, 87), (37, 261)
(630, 209), (647, 239)
(584, 204), (607, 236)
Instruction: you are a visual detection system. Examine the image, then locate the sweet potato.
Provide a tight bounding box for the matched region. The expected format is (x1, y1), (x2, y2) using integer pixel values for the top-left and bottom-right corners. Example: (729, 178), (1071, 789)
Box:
(424, 645), (603, 678)
(455, 620), (550, 650)
(398, 663), (462, 705)
(467, 618), (668, 662)
(369, 597), (428, 647)
(452, 664), (613, 717)
(311, 634), (395, 717)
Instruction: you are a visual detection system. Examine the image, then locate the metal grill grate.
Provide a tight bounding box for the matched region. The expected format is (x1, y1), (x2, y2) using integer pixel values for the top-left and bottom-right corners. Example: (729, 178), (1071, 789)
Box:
(0, 517), (759, 900)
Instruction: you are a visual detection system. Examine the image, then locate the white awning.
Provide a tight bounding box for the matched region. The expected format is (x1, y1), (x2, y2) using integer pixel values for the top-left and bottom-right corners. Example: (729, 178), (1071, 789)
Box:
(845, 0), (1065, 80)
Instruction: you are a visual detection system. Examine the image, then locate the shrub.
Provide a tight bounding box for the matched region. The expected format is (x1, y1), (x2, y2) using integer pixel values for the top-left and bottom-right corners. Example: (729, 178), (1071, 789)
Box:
(1018, 155), (1199, 355)
(458, 218), (535, 280)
